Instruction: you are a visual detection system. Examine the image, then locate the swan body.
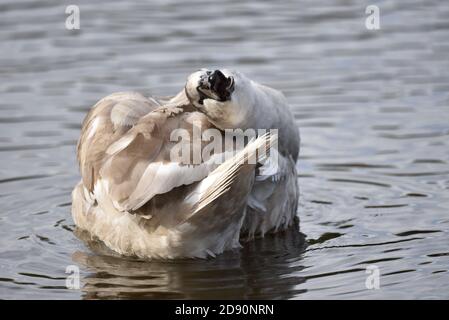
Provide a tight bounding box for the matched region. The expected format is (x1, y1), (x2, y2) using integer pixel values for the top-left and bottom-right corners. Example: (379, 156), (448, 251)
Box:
(72, 69), (300, 259)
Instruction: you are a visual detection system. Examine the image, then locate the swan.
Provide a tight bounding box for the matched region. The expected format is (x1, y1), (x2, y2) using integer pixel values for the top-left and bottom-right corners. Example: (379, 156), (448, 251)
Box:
(71, 69), (300, 259)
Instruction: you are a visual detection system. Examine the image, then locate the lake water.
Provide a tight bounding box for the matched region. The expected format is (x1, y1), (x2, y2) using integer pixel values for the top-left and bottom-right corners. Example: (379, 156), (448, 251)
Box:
(1, 0), (448, 299)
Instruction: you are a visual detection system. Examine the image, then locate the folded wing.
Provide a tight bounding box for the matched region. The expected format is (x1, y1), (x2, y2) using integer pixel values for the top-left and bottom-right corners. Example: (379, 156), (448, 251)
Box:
(96, 105), (225, 212)
(77, 92), (160, 192)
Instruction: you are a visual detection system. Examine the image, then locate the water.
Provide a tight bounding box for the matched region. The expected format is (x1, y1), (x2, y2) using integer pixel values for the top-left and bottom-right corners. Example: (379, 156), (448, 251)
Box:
(1, 0), (448, 299)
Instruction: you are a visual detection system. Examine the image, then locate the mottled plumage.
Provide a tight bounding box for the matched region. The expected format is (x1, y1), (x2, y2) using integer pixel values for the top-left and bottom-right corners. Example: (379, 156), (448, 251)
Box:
(72, 69), (300, 259)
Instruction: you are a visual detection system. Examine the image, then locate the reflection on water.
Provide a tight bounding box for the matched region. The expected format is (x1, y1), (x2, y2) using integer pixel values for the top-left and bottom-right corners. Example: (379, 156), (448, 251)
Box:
(73, 226), (307, 299)
(1, 0), (449, 299)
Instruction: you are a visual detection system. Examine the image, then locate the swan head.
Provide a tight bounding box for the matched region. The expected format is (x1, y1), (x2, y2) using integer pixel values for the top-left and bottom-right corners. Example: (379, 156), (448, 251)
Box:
(185, 69), (235, 106)
(184, 68), (254, 129)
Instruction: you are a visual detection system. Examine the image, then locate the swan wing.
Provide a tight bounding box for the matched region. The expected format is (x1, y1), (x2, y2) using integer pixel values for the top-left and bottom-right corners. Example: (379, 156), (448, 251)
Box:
(77, 92), (159, 192)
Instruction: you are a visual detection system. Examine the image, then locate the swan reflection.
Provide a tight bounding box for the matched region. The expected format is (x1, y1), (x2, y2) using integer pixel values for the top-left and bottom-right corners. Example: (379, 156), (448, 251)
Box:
(73, 223), (307, 299)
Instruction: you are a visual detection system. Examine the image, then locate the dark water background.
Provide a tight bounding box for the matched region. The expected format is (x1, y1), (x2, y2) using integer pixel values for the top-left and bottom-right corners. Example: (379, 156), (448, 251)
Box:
(1, 0), (448, 299)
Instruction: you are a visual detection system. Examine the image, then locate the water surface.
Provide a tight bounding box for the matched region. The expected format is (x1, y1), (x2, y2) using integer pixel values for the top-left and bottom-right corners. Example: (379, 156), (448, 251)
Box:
(1, 0), (449, 299)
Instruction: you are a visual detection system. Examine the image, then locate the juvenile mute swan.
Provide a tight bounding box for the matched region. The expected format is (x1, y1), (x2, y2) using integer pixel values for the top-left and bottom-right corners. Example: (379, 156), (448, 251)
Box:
(72, 69), (300, 259)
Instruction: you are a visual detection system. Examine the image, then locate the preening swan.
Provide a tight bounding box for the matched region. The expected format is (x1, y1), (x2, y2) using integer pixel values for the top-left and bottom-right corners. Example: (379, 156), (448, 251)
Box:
(72, 69), (300, 259)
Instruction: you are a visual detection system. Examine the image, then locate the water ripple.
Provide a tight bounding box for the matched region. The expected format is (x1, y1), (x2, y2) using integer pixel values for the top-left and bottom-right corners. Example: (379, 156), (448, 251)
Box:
(0, 0), (449, 299)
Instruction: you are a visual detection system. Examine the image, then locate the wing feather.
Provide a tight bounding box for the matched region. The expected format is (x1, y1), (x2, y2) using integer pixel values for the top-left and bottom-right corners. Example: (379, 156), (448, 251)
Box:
(77, 92), (159, 192)
(97, 107), (222, 212)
